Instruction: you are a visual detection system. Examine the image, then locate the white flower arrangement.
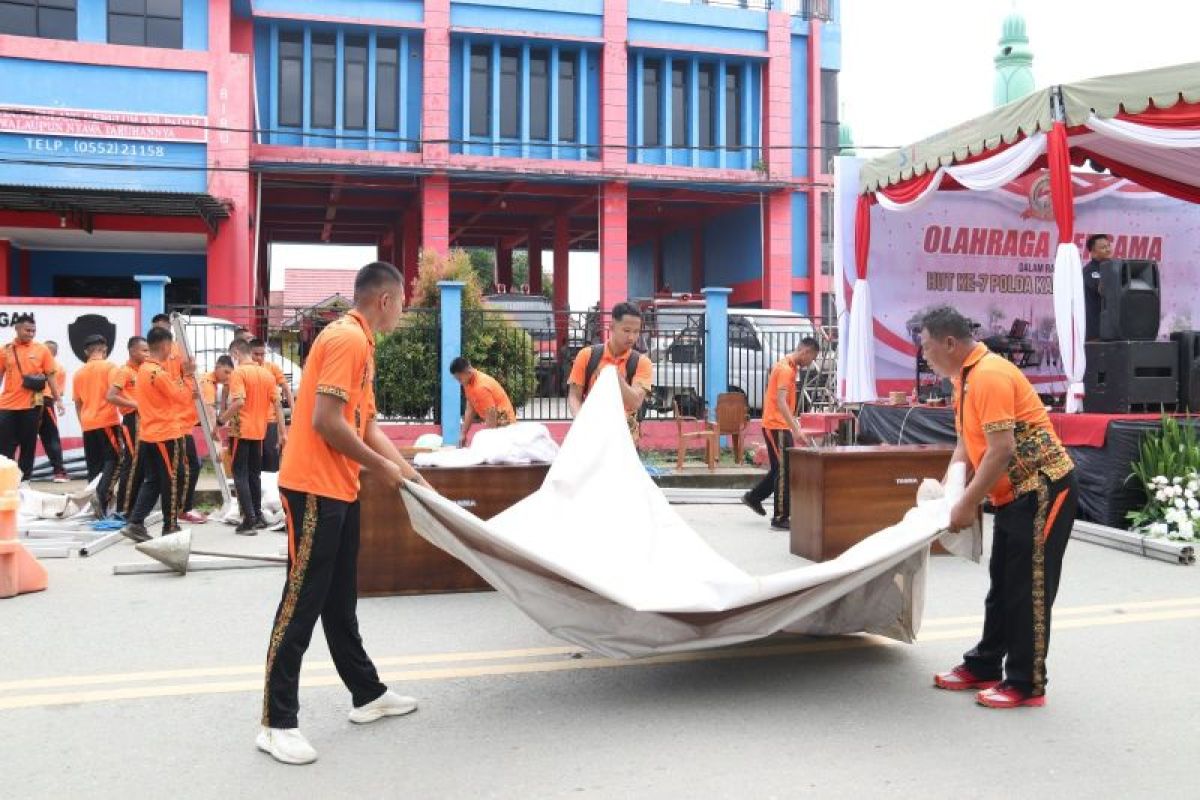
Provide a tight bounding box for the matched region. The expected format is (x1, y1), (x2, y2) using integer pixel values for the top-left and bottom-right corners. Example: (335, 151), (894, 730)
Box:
(1140, 472), (1200, 542)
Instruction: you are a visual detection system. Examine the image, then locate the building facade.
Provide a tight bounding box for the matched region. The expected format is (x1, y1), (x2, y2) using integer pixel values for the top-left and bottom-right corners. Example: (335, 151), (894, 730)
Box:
(0, 0), (841, 315)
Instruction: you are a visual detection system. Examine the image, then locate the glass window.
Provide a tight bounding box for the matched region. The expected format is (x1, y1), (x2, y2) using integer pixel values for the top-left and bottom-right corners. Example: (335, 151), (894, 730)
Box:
(642, 58), (661, 147)
(278, 31), (303, 127)
(697, 64), (714, 149)
(0, 0), (76, 40)
(557, 51), (576, 143)
(529, 49), (549, 141)
(375, 37), (399, 133)
(820, 192), (834, 275)
(821, 69), (839, 173)
(108, 0), (181, 49)
(725, 67), (742, 150)
(671, 61), (687, 148)
(344, 35), (367, 130)
(310, 33), (336, 129)
(469, 44), (491, 137)
(499, 47), (519, 138)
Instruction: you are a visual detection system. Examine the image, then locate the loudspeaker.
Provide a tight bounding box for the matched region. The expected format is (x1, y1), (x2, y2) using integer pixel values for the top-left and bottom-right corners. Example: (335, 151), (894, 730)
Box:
(1083, 340), (1178, 413)
(1099, 259), (1160, 341)
(1170, 331), (1200, 412)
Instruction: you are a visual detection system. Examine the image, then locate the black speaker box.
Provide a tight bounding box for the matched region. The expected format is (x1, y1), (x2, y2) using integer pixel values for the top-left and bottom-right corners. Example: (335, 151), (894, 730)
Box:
(1099, 259), (1161, 341)
(1083, 340), (1178, 413)
(1170, 331), (1200, 412)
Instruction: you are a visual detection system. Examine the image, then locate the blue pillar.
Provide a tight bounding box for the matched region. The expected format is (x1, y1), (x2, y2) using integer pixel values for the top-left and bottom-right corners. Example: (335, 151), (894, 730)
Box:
(438, 281), (464, 445)
(703, 287), (730, 423)
(134, 275), (172, 335)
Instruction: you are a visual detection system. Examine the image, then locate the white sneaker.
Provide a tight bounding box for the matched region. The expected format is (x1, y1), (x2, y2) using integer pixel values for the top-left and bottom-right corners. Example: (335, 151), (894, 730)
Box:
(255, 727), (317, 765)
(348, 689), (418, 724)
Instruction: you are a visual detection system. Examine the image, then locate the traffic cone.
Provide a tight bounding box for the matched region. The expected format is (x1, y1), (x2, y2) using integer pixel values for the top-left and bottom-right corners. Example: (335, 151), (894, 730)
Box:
(0, 456), (48, 598)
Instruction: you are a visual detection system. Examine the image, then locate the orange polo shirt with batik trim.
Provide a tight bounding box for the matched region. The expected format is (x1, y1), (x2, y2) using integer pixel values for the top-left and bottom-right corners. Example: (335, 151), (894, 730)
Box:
(761, 357), (799, 432)
(72, 358), (121, 432)
(110, 361), (139, 416)
(260, 361), (287, 423)
(0, 340), (56, 410)
(227, 363), (277, 442)
(569, 343), (653, 438)
(278, 310), (378, 503)
(134, 357), (193, 443)
(463, 370), (516, 426)
(952, 342), (1074, 507)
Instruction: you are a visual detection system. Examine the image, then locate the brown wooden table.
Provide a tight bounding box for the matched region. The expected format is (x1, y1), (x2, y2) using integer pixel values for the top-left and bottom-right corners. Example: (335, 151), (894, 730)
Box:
(789, 445), (955, 561)
(358, 462), (550, 596)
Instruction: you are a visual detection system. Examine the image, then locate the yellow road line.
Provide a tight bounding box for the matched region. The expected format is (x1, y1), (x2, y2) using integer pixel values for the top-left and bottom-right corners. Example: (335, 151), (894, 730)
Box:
(2, 606), (1197, 712)
(2, 596), (1197, 695)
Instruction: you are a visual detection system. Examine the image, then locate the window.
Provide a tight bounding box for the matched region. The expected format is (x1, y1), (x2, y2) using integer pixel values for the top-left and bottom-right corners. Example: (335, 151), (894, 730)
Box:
(375, 37), (399, 132)
(697, 64), (715, 149)
(820, 192), (834, 275)
(343, 35), (368, 130)
(821, 293), (836, 326)
(725, 67), (742, 150)
(820, 69), (839, 173)
(310, 33), (336, 128)
(529, 49), (549, 141)
(670, 62), (687, 147)
(499, 47), (519, 138)
(108, 0), (182, 49)
(557, 52), (576, 143)
(469, 44), (491, 137)
(278, 31), (303, 127)
(642, 58), (661, 147)
(0, 0), (76, 39)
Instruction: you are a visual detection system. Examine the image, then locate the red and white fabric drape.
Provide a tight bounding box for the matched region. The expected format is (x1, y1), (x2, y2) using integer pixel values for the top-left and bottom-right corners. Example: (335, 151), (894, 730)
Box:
(1047, 121), (1087, 413)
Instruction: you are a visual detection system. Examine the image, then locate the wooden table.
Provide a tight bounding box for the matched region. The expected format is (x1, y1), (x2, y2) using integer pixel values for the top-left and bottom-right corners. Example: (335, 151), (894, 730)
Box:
(789, 445), (955, 561)
(358, 462), (550, 596)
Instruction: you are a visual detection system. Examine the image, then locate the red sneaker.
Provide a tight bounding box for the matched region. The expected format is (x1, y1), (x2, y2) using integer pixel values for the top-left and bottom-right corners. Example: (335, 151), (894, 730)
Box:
(178, 510), (208, 524)
(976, 683), (1045, 709)
(933, 664), (1001, 691)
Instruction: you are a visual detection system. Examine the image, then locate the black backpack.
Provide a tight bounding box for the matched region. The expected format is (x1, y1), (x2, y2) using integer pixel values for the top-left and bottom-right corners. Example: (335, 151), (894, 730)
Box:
(582, 346), (648, 420)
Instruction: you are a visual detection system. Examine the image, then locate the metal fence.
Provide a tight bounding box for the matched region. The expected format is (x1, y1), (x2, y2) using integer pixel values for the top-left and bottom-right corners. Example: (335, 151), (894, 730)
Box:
(375, 308), (440, 423)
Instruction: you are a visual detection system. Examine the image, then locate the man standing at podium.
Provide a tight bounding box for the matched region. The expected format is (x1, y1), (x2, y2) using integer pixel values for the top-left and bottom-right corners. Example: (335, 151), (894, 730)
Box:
(919, 306), (1077, 710)
(1082, 233), (1112, 342)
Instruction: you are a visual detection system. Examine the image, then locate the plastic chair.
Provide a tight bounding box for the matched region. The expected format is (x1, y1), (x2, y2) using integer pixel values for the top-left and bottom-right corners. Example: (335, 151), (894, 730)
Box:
(715, 392), (750, 464)
(673, 399), (718, 471)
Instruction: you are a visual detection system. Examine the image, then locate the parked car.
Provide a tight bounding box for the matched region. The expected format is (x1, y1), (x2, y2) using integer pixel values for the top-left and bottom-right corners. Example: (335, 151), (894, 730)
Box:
(481, 293), (560, 395)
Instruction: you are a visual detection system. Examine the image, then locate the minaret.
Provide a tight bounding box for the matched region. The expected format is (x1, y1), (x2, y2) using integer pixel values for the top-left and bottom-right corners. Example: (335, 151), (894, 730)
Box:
(838, 104), (856, 157)
(993, 7), (1035, 107)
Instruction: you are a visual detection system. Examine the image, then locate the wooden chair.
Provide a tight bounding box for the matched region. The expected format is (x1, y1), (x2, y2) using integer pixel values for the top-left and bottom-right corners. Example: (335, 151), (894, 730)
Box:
(715, 392), (750, 464)
(673, 399), (718, 471)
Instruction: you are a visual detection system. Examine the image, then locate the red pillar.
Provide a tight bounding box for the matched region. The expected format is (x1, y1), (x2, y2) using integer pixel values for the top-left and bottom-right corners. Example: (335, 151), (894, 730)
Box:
(691, 227), (704, 293)
(422, 173), (451, 259)
(763, 190), (792, 311)
(0, 240), (10, 296)
(527, 226), (543, 295)
(205, 0), (253, 310)
(601, 0), (628, 169)
(599, 182), (628, 313)
(807, 18), (824, 314)
(765, 11), (793, 183)
(402, 203), (420, 301)
(553, 214), (570, 308)
(422, 0), (451, 166)
(497, 246), (514, 290)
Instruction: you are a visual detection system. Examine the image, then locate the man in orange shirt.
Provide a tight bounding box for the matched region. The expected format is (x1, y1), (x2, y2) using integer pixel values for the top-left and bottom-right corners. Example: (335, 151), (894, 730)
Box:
(38, 340), (70, 482)
(152, 314), (206, 524)
(742, 337), (819, 530)
(567, 302), (653, 442)
(220, 339), (282, 534)
(121, 327), (195, 542)
(258, 262), (431, 766)
(108, 336), (148, 517)
(251, 338), (292, 472)
(921, 306), (1076, 710)
(73, 335), (122, 517)
(0, 314), (64, 480)
(449, 356), (516, 446)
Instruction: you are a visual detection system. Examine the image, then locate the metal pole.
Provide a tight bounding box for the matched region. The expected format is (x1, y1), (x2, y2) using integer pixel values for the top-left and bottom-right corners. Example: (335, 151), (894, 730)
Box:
(171, 313), (235, 511)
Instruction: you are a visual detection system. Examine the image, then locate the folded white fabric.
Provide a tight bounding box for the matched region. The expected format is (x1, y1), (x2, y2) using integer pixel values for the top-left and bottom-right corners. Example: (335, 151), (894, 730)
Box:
(916, 467), (984, 563)
(413, 422), (559, 469)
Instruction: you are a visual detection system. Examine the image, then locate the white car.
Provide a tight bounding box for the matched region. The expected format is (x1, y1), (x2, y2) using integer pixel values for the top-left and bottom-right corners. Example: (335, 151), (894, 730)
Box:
(172, 314), (303, 398)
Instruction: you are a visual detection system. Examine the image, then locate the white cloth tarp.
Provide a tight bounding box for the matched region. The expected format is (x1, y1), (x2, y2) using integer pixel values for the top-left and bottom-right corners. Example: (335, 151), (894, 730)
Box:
(833, 156), (874, 402)
(401, 368), (974, 659)
(413, 423), (560, 469)
(1052, 242), (1088, 413)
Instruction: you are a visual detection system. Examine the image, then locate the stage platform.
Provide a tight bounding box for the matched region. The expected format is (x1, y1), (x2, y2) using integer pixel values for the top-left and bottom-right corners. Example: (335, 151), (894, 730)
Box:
(856, 403), (1193, 527)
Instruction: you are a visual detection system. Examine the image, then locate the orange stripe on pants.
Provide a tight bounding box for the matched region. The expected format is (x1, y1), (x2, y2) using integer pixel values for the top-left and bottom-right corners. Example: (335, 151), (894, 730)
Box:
(1042, 487), (1071, 543)
(280, 492), (296, 562)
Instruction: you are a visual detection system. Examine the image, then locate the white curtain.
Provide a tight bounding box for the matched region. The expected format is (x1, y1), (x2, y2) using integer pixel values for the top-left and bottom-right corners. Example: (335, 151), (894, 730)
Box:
(1052, 242), (1087, 413)
(833, 156), (877, 402)
(1086, 115), (1200, 149)
(945, 132), (1046, 191)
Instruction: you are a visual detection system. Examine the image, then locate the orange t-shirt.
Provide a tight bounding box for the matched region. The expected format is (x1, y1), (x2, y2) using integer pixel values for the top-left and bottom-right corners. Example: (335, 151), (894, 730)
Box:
(199, 372), (220, 408)
(464, 370), (516, 425)
(51, 358), (66, 398)
(72, 358), (121, 432)
(953, 343), (1074, 506)
(0, 340), (56, 410)
(134, 357), (192, 443)
(228, 363), (278, 441)
(761, 357), (799, 431)
(261, 361), (287, 423)
(568, 344), (653, 414)
(278, 310), (377, 503)
(110, 361), (138, 416)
